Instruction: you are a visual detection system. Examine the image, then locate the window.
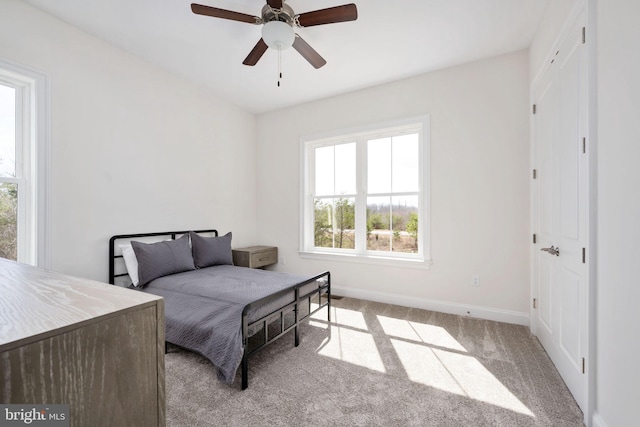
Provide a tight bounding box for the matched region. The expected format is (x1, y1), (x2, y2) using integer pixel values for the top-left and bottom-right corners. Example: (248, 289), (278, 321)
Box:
(0, 59), (49, 266)
(0, 83), (19, 261)
(301, 116), (430, 266)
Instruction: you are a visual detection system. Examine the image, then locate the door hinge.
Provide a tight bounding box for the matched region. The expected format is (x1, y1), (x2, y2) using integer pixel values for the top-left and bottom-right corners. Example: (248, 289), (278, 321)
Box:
(582, 247), (586, 264)
(582, 357), (586, 374)
(533, 169), (537, 179)
(582, 137), (586, 153)
(582, 27), (586, 44)
(533, 234), (537, 244)
(533, 298), (537, 309)
(532, 104), (537, 114)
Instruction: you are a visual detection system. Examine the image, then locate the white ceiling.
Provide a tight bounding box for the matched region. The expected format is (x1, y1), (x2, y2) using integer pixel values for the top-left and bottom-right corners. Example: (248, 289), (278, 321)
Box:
(23, 0), (550, 114)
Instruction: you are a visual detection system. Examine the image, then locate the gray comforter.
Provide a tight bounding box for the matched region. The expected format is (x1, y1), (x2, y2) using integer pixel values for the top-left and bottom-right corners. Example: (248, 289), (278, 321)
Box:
(140, 265), (315, 383)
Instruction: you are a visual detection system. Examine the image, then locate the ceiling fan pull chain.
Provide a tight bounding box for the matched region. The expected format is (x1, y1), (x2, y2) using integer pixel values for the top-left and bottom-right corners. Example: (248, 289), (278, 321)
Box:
(277, 46), (282, 87)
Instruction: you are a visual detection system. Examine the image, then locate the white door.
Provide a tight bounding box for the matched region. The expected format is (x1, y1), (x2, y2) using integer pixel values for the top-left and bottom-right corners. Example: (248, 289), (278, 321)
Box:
(533, 11), (589, 413)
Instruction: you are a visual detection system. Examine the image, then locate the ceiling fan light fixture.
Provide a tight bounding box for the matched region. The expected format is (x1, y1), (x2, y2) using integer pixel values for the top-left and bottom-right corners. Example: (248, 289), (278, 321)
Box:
(262, 21), (295, 50)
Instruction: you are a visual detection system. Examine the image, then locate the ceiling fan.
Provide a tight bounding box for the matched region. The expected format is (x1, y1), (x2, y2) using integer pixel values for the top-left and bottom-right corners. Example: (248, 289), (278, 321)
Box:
(191, 1), (358, 69)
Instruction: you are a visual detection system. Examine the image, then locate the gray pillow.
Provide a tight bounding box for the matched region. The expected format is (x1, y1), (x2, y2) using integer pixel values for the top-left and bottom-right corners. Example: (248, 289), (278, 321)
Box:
(131, 234), (195, 286)
(190, 231), (233, 268)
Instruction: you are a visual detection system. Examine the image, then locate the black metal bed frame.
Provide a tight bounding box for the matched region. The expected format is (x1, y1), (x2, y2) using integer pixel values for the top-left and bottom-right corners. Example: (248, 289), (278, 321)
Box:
(108, 229), (331, 390)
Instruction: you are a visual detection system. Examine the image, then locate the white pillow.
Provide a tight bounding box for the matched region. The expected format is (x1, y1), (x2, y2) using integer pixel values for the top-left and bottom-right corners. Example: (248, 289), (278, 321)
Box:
(119, 244), (140, 287)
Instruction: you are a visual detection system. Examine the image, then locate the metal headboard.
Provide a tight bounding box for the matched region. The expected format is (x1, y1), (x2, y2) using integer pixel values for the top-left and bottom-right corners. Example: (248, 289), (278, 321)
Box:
(108, 229), (218, 285)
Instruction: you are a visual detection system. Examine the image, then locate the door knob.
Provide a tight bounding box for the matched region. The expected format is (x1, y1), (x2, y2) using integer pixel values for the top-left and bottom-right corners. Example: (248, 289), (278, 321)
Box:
(540, 246), (560, 256)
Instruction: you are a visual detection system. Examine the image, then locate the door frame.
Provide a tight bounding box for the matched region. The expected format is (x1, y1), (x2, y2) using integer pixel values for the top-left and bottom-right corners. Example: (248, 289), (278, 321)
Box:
(529, 0), (596, 425)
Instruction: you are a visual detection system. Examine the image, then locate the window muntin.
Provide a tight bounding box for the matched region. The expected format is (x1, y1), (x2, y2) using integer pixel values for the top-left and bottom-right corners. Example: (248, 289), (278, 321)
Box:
(302, 116), (430, 264)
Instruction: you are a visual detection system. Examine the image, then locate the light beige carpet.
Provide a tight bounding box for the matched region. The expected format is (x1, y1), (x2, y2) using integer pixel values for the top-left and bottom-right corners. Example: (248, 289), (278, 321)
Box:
(165, 297), (584, 426)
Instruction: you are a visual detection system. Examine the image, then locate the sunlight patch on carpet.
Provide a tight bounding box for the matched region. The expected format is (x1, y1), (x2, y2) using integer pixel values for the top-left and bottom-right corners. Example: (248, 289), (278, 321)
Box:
(376, 315), (467, 352)
(392, 339), (535, 417)
(390, 338), (466, 395)
(434, 348), (535, 416)
(308, 305), (534, 418)
(315, 326), (386, 373)
(310, 305), (368, 330)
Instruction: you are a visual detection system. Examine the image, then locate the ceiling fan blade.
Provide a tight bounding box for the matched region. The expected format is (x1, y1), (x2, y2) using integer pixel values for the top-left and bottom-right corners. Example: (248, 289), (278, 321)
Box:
(243, 39), (269, 66)
(266, 0), (283, 9)
(292, 35), (327, 69)
(296, 4), (358, 27)
(191, 3), (260, 24)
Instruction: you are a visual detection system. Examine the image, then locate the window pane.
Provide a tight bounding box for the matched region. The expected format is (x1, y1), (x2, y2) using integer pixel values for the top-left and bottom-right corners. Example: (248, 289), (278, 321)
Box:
(367, 137), (391, 194)
(334, 143), (356, 195)
(391, 195), (419, 254)
(314, 197), (355, 250)
(392, 134), (419, 192)
(367, 196), (391, 251)
(315, 146), (334, 196)
(0, 84), (16, 178)
(0, 182), (17, 260)
(315, 143), (355, 196)
(367, 195), (418, 253)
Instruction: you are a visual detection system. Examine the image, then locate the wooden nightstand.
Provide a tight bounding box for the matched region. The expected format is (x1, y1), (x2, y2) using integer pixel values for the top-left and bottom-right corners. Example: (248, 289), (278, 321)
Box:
(232, 246), (278, 269)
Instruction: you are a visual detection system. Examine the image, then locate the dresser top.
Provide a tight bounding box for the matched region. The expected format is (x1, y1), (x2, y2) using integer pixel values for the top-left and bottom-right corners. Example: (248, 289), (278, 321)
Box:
(0, 258), (162, 350)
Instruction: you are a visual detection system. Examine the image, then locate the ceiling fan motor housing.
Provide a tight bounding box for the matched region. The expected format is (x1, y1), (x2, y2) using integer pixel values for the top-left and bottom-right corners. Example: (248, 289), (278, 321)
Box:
(261, 3), (296, 25)
(261, 3), (296, 50)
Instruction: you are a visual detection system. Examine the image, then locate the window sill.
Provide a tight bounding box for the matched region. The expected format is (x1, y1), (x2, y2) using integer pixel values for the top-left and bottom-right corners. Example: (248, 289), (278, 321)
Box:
(299, 250), (432, 270)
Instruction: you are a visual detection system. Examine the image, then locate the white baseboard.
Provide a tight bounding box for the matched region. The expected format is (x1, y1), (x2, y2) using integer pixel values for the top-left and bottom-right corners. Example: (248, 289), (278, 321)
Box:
(591, 412), (608, 427)
(332, 286), (530, 326)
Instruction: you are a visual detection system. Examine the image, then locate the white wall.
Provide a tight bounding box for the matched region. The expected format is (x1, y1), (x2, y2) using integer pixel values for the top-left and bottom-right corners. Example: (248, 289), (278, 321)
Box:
(595, 1), (640, 426)
(0, 0), (257, 282)
(256, 50), (531, 323)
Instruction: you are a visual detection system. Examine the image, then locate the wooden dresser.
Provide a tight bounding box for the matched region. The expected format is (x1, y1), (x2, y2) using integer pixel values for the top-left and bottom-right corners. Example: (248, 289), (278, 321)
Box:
(0, 258), (165, 427)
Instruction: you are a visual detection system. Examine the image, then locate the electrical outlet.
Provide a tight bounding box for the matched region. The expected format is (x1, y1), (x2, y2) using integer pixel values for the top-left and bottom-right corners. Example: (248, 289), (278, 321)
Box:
(472, 275), (480, 286)
(279, 256), (286, 265)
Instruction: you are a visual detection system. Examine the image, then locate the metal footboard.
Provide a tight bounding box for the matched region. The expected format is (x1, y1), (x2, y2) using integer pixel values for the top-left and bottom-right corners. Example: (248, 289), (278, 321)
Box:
(241, 271), (331, 390)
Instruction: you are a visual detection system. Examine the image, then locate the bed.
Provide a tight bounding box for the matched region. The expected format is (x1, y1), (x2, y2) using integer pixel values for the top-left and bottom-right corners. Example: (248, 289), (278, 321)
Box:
(108, 229), (330, 390)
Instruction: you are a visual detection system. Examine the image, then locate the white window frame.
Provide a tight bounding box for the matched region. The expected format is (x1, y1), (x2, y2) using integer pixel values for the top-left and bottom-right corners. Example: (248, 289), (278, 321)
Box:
(0, 58), (50, 267)
(300, 115), (431, 268)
